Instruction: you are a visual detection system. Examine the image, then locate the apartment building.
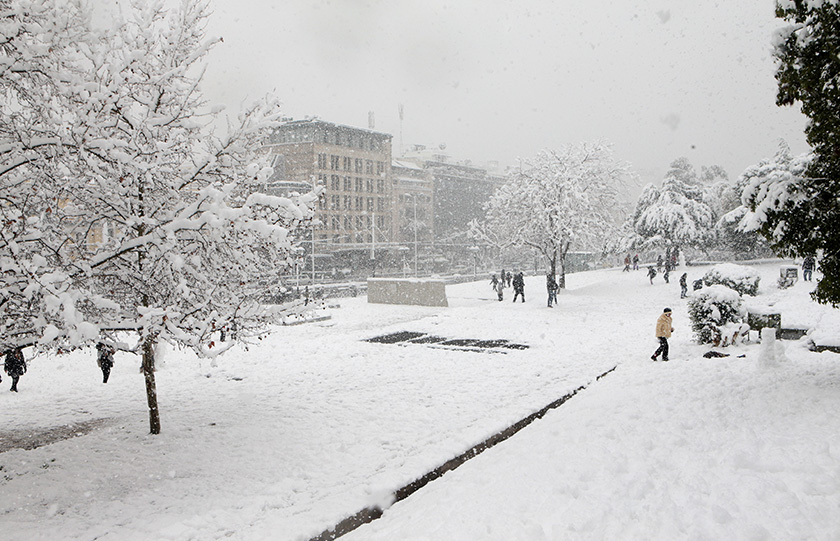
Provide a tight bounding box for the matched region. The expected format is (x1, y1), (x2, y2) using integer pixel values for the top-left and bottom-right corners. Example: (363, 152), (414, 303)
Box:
(266, 119), (394, 248)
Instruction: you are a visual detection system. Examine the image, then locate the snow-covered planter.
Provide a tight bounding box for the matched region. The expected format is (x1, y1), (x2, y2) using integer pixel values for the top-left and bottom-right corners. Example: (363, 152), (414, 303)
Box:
(688, 285), (746, 345)
(702, 263), (760, 296)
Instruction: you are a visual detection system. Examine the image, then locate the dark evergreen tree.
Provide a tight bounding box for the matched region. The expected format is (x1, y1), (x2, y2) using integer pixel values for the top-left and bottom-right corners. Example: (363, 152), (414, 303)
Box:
(764, 0), (840, 305)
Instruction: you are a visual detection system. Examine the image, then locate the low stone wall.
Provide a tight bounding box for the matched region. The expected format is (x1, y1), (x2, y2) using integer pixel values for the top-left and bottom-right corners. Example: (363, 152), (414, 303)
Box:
(367, 278), (448, 307)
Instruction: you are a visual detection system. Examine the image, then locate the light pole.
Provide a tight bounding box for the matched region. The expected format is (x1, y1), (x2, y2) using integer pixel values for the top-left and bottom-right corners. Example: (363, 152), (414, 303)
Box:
(412, 194), (418, 277)
(468, 245), (480, 278)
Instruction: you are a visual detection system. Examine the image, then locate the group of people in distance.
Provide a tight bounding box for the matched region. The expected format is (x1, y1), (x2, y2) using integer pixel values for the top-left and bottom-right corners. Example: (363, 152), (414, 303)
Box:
(1, 342), (116, 394)
(490, 269), (527, 303)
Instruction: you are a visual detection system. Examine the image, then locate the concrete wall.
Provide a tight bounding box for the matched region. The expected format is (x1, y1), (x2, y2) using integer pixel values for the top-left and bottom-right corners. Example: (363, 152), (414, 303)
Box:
(367, 278), (448, 307)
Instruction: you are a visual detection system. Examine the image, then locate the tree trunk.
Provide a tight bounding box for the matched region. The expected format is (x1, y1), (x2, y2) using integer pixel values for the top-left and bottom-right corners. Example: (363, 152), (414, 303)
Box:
(557, 254), (566, 289)
(142, 335), (161, 434)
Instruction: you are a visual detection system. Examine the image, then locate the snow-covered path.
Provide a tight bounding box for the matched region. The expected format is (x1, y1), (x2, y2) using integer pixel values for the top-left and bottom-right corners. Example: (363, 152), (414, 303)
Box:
(2, 263), (839, 540)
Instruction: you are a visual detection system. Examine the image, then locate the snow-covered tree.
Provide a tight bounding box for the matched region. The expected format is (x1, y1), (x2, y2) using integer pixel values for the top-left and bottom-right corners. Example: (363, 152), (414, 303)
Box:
(1, 0), (318, 434)
(0, 0), (103, 351)
(630, 157), (716, 252)
(480, 143), (627, 288)
(746, 0), (840, 305)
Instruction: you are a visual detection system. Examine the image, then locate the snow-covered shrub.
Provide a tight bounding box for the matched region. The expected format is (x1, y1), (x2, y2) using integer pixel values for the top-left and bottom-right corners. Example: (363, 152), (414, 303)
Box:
(687, 285), (746, 344)
(702, 263), (760, 296)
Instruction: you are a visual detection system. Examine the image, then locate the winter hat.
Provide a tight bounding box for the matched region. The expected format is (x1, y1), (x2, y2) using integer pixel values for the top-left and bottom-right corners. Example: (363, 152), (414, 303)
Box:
(663, 307), (672, 313)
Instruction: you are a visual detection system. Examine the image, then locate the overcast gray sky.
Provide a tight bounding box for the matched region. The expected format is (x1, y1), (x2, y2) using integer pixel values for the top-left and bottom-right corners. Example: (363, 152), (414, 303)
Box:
(200, 0), (809, 184)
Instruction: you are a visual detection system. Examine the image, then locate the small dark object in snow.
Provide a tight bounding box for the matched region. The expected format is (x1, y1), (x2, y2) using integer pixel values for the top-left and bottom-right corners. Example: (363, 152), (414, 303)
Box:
(703, 351), (730, 358)
(737, 354), (746, 358)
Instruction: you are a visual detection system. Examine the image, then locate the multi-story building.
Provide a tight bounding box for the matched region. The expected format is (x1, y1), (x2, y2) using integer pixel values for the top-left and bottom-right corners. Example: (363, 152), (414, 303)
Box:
(265, 119), (394, 250)
(400, 145), (505, 245)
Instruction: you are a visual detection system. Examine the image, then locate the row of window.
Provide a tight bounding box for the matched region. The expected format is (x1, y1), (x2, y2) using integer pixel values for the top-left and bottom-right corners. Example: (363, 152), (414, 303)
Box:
(324, 214), (388, 231)
(275, 128), (384, 152)
(318, 154), (386, 175)
(319, 174), (385, 194)
(326, 195), (386, 213)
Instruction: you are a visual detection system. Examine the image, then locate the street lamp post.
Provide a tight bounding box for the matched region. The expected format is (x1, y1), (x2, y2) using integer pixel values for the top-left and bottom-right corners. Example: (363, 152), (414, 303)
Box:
(413, 194), (418, 277)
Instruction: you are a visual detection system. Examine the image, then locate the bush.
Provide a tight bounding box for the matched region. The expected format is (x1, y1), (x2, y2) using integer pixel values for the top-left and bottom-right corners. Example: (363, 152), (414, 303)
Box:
(688, 284), (745, 344)
(702, 263), (760, 296)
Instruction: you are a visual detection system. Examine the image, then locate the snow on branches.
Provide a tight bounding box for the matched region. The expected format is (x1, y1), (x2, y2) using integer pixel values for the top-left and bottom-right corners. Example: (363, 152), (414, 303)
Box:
(1, 0), (318, 355)
(482, 142), (627, 287)
(630, 157), (717, 251)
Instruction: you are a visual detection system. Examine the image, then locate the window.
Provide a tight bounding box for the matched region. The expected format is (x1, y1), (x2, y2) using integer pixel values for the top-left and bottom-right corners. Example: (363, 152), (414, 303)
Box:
(331, 215), (340, 230)
(355, 197), (363, 211)
(377, 215), (385, 228)
(331, 175), (340, 191)
(377, 179), (385, 193)
(355, 177), (363, 192)
(355, 158), (363, 173)
(330, 195), (340, 209)
(366, 179), (374, 193)
(376, 162), (384, 175)
(343, 156), (352, 171)
(356, 216), (364, 229)
(344, 216), (352, 230)
(365, 160), (373, 174)
(377, 197), (384, 212)
(318, 154), (327, 169)
(367, 197), (374, 212)
(343, 176), (352, 191)
(343, 196), (351, 210)
(330, 155), (340, 170)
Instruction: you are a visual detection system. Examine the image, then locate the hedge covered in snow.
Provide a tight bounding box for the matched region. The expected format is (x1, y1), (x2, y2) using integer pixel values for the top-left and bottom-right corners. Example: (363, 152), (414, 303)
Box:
(702, 263), (760, 296)
(688, 284), (746, 344)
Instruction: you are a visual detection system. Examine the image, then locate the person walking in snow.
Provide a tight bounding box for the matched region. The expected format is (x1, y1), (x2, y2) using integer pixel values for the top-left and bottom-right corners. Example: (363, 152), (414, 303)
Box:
(623, 254), (631, 272)
(651, 308), (673, 362)
(632, 254), (639, 271)
(500, 270), (507, 288)
(656, 254), (663, 272)
(802, 255), (815, 282)
(512, 271), (525, 302)
(96, 342), (115, 384)
(4, 346), (26, 392)
(506, 271), (512, 288)
(647, 265), (657, 284)
(679, 272), (688, 298)
(494, 275), (504, 301)
(546, 272), (558, 307)
(490, 273), (499, 289)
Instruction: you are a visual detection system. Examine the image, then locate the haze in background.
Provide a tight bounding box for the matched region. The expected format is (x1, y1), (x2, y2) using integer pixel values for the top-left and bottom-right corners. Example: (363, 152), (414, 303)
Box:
(201, 0), (807, 184)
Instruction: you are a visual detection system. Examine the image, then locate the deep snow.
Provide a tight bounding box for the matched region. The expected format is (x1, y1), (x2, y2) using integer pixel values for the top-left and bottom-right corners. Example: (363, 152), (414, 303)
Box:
(1, 262), (838, 540)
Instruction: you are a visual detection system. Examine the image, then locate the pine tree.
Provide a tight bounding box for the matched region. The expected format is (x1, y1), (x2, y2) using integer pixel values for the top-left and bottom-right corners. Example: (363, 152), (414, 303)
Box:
(631, 158), (716, 252)
(760, 0), (840, 305)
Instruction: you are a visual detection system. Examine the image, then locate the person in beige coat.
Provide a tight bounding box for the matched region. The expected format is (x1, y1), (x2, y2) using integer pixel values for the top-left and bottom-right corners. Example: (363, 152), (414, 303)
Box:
(651, 307), (673, 361)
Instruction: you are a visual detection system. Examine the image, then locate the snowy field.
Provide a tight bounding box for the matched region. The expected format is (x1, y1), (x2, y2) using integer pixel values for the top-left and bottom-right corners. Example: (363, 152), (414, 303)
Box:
(1, 262), (839, 540)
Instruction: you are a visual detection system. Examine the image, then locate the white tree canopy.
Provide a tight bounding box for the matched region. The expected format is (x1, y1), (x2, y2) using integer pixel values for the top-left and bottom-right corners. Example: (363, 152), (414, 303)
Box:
(0, 0), (319, 433)
(481, 142), (627, 286)
(739, 141), (813, 243)
(631, 157), (716, 250)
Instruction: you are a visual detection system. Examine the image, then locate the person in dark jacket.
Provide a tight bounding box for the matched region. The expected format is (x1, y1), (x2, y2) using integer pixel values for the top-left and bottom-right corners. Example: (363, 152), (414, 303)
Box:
(679, 273), (688, 298)
(802, 255), (815, 282)
(647, 265), (657, 284)
(546, 272), (558, 307)
(4, 347), (26, 392)
(512, 271), (525, 302)
(96, 342), (115, 383)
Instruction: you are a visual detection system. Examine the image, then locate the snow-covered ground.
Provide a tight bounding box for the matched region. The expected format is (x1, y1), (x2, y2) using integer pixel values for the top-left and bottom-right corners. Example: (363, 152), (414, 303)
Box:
(2, 262), (839, 540)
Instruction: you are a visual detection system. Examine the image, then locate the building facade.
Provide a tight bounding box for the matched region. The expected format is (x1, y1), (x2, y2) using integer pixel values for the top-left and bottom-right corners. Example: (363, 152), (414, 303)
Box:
(266, 119), (394, 249)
